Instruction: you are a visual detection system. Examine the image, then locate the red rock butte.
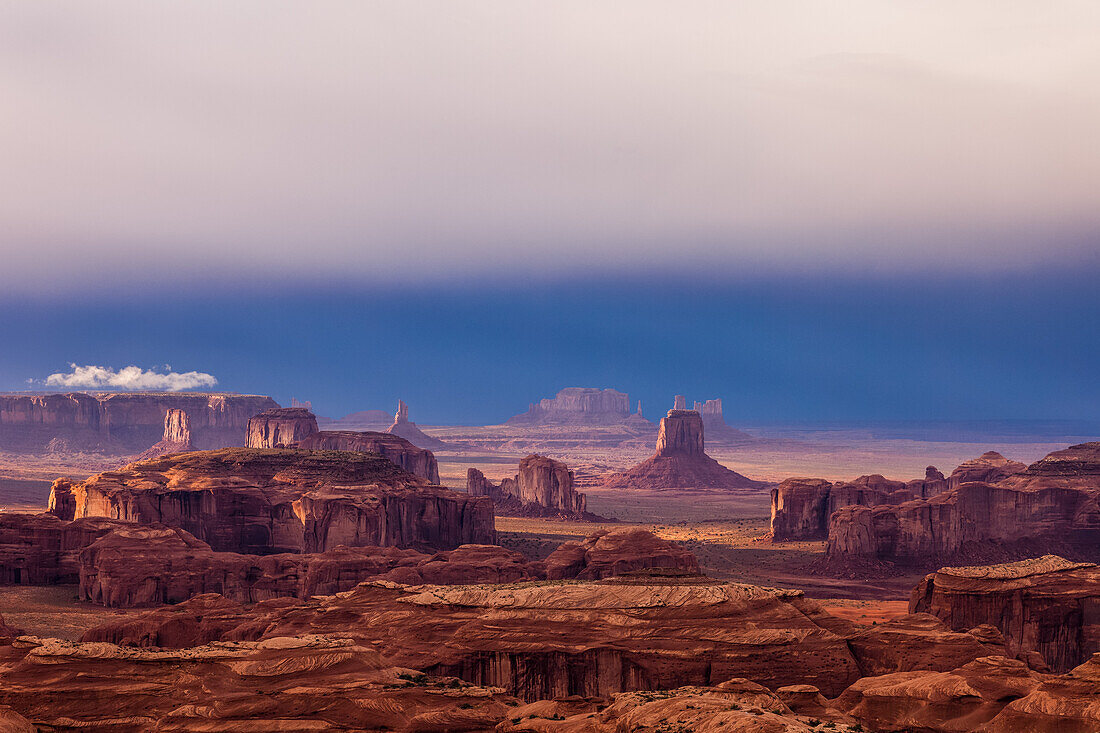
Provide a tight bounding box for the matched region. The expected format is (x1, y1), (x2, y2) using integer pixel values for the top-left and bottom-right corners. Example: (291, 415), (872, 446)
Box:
(601, 408), (763, 491)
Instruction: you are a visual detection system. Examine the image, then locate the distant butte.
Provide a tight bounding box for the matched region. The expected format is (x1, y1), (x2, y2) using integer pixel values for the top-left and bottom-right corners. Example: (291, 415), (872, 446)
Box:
(384, 399), (448, 449)
(600, 405), (763, 491)
(506, 387), (654, 427)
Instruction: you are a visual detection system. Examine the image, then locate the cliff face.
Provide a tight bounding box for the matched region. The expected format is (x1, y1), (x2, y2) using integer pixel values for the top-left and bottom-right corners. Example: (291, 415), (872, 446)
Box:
(910, 555), (1100, 672)
(245, 408), (319, 449)
(0, 513), (129, 584)
(465, 456), (590, 518)
(770, 468), (950, 542)
(79, 525), (539, 608)
(0, 392), (278, 453)
(295, 430), (440, 484)
(60, 448), (493, 554)
(133, 409), (194, 462)
(949, 451), (1027, 488)
(601, 409), (763, 491)
(824, 443), (1100, 566)
(506, 387), (633, 425)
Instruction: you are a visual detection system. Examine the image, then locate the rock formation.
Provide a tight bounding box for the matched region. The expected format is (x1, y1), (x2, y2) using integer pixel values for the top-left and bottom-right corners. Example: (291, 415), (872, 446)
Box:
(384, 399), (448, 449)
(78, 524), (542, 607)
(244, 407), (319, 448)
(690, 397), (753, 442)
(132, 408), (194, 461)
(948, 450), (1027, 488)
(911, 555), (1100, 672)
(824, 443), (1100, 567)
(544, 527), (700, 580)
(50, 448), (493, 554)
(506, 387), (642, 425)
(601, 409), (763, 491)
(771, 468), (950, 541)
(0, 513), (129, 584)
(295, 430), (440, 483)
(466, 454), (594, 518)
(0, 392), (277, 453)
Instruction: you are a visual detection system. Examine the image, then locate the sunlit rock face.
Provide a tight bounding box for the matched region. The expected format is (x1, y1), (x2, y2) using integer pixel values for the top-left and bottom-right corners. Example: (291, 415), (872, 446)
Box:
(245, 407), (318, 448)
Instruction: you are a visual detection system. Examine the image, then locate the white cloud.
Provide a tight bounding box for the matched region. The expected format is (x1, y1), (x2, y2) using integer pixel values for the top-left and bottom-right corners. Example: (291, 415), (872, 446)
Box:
(42, 364), (218, 392)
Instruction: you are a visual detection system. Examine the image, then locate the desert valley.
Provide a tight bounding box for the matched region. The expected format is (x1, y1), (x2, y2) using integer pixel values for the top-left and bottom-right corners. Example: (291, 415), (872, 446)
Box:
(0, 388), (1097, 731)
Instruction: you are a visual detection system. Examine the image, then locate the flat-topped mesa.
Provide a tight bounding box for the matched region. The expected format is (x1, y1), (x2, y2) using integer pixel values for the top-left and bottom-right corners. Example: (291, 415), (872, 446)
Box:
(601, 408), (763, 491)
(133, 409), (194, 462)
(691, 397), (754, 443)
(59, 448), (493, 554)
(295, 430), (440, 484)
(245, 408), (318, 448)
(911, 555), (1100, 672)
(824, 443), (1100, 567)
(506, 387), (638, 426)
(383, 400), (447, 450)
(466, 454), (592, 518)
(0, 392), (278, 453)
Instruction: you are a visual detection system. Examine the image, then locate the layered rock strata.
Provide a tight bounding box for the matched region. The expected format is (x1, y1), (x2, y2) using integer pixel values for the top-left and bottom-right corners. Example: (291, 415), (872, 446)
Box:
(601, 409), (763, 491)
(48, 448), (493, 554)
(911, 555), (1100, 672)
(0, 392), (277, 453)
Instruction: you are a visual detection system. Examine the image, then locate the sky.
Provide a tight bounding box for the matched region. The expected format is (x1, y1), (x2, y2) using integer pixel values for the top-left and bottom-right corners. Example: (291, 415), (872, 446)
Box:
(0, 2), (1097, 424)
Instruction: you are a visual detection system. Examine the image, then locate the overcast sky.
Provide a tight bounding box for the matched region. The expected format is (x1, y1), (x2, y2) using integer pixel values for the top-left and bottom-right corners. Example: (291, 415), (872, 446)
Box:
(1, 1), (1098, 292)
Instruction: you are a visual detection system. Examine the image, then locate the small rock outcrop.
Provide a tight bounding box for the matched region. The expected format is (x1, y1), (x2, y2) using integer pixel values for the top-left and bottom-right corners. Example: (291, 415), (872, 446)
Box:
(384, 400), (447, 450)
(601, 408), (763, 491)
(544, 527), (700, 580)
(466, 455), (594, 519)
(55, 448), (493, 554)
(245, 407), (318, 448)
(949, 450), (1027, 488)
(911, 555), (1100, 672)
(132, 409), (194, 461)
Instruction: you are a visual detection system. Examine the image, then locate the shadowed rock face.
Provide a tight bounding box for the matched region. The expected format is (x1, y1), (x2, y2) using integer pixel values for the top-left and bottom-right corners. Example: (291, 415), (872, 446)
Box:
(506, 387), (634, 425)
(911, 555), (1100, 672)
(0, 513), (129, 585)
(79, 524), (541, 608)
(825, 443), (1100, 567)
(466, 455), (590, 518)
(295, 430), (440, 483)
(771, 470), (950, 542)
(48, 448), (493, 554)
(601, 410), (762, 491)
(0, 392), (278, 453)
(245, 407), (319, 448)
(949, 451), (1027, 488)
(544, 527), (699, 580)
(384, 400), (448, 450)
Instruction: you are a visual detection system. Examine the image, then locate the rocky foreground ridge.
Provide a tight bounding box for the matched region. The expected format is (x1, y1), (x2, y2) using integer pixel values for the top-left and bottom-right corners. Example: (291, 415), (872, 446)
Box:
(1, 573), (1097, 731)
